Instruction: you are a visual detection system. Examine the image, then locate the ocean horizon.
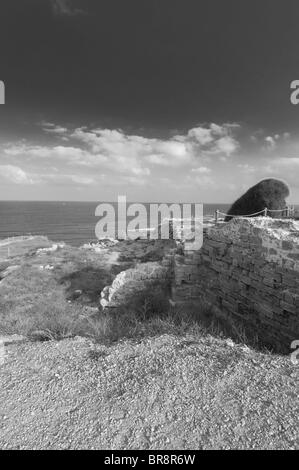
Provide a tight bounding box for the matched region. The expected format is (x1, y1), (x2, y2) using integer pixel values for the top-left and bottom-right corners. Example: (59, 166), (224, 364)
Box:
(0, 200), (231, 246)
(1, 201), (298, 247)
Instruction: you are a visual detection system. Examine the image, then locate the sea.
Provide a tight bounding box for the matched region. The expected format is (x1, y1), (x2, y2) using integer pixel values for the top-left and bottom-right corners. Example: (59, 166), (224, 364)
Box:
(0, 201), (231, 246)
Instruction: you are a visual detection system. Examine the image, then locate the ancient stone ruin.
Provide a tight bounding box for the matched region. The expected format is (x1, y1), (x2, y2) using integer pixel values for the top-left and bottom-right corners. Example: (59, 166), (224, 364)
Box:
(173, 217), (299, 350)
(101, 217), (299, 351)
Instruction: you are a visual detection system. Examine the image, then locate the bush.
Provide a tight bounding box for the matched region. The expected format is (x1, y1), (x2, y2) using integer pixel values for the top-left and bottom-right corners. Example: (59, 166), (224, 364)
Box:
(225, 178), (289, 221)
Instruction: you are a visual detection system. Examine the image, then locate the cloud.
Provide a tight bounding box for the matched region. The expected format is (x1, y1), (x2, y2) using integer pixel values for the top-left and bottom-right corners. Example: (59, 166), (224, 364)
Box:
(215, 136), (238, 156)
(44, 173), (96, 185)
(0, 165), (34, 185)
(5, 123), (237, 177)
(4, 121), (299, 200)
(260, 132), (291, 152)
(68, 123), (239, 170)
(51, 0), (86, 17)
(0, 123), (240, 195)
(41, 122), (68, 134)
(176, 123), (240, 158)
(4, 143), (94, 162)
(0, 163), (98, 187)
(187, 174), (215, 188)
(264, 136), (277, 150)
(191, 167), (211, 174)
(237, 163), (256, 173)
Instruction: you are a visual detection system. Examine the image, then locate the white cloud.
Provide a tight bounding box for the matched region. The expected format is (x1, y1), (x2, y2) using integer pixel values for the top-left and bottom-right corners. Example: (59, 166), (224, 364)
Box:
(0, 161), (98, 187)
(42, 123), (68, 134)
(44, 173), (96, 185)
(70, 123), (239, 170)
(265, 136), (277, 150)
(0, 122), (240, 193)
(3, 121), (299, 200)
(4, 143), (98, 164)
(4, 123), (237, 177)
(176, 123), (239, 158)
(191, 166), (211, 174)
(187, 127), (214, 145)
(262, 132), (291, 152)
(0, 165), (34, 185)
(237, 163), (256, 173)
(214, 136), (238, 156)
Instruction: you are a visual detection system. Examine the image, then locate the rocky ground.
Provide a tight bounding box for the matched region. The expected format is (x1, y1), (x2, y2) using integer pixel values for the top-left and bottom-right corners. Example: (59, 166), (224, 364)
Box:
(0, 236), (298, 450)
(0, 334), (298, 450)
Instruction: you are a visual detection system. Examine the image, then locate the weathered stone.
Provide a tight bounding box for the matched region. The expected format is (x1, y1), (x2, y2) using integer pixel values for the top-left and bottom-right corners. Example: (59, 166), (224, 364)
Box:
(100, 262), (171, 309)
(172, 217), (299, 350)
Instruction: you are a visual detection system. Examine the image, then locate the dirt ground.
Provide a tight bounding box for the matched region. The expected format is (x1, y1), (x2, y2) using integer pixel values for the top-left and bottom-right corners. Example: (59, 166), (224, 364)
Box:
(0, 334), (298, 450)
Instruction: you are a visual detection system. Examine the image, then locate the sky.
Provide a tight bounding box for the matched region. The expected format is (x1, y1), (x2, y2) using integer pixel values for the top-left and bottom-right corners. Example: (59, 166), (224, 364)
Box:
(1, 0), (299, 202)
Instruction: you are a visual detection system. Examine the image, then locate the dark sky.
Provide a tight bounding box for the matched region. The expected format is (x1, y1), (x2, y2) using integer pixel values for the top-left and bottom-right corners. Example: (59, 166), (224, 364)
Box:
(1, 0), (299, 201)
(0, 0), (298, 131)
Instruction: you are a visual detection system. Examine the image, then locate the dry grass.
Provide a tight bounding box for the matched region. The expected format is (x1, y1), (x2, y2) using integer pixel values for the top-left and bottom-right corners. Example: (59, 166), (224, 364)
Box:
(0, 258), (257, 349)
(0, 239), (264, 351)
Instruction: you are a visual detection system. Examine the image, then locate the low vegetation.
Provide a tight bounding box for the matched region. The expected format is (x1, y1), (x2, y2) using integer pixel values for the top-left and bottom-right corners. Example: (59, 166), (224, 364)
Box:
(0, 236), (270, 356)
(0, 241), (262, 352)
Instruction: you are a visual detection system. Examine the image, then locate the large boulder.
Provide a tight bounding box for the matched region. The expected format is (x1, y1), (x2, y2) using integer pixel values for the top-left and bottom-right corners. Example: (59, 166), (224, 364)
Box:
(225, 179), (290, 222)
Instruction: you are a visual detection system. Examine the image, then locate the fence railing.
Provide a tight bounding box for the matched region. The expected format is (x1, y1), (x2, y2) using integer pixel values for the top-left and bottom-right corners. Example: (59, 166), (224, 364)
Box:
(214, 206), (295, 224)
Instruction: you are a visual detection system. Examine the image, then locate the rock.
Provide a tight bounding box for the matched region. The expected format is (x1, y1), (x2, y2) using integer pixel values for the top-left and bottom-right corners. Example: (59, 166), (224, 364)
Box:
(100, 262), (171, 309)
(44, 264), (54, 271)
(225, 178), (290, 221)
(39, 264), (54, 271)
(81, 239), (119, 251)
(36, 243), (65, 254)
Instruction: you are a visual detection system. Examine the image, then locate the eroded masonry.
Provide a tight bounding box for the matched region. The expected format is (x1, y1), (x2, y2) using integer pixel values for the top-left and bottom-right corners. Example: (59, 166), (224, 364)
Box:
(101, 218), (299, 350)
(173, 218), (299, 349)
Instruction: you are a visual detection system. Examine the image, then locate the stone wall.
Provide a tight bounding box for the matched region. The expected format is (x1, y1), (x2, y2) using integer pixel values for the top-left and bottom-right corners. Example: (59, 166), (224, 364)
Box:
(99, 218), (299, 350)
(100, 261), (174, 309)
(172, 218), (299, 350)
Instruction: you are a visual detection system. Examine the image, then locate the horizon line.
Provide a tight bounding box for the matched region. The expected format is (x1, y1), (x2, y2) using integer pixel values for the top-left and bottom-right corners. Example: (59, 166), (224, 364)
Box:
(0, 199), (234, 205)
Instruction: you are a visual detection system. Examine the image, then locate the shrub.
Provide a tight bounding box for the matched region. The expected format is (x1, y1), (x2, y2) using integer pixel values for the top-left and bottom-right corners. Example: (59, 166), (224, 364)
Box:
(225, 178), (289, 221)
